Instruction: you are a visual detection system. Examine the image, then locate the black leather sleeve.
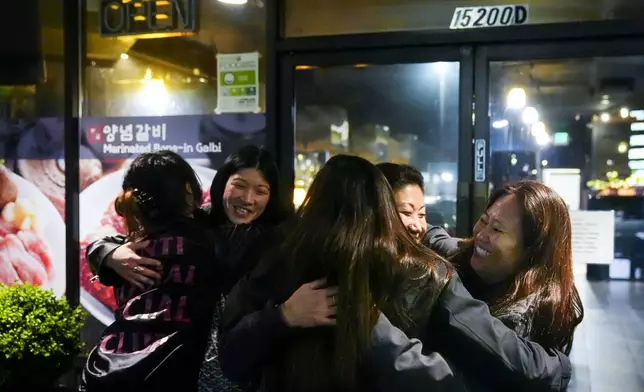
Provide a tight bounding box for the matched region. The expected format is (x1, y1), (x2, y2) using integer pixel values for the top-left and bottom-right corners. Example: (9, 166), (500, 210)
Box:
(218, 257), (292, 383)
(86, 235), (126, 287)
(367, 313), (468, 392)
(431, 273), (572, 391)
(423, 226), (461, 257)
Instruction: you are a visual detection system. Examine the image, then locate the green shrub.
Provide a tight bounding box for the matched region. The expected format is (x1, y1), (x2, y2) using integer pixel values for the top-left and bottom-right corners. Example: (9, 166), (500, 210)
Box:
(0, 284), (86, 389)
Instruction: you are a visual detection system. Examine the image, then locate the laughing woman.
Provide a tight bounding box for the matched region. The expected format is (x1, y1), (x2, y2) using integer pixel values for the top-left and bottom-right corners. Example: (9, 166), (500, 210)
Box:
(425, 181), (584, 356)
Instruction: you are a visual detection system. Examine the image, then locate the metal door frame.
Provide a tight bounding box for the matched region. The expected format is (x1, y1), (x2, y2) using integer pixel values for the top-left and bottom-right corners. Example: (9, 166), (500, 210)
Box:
(471, 38), (644, 221)
(277, 46), (476, 236)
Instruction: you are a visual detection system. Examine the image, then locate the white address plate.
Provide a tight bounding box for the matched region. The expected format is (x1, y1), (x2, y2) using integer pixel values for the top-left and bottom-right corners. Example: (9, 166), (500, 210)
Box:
(450, 5), (529, 30)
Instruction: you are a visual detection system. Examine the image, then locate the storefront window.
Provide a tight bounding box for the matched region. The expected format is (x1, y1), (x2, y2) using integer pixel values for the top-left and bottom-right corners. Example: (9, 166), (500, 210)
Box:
(488, 56), (644, 208)
(294, 62), (460, 234)
(80, 0), (267, 331)
(0, 0), (66, 298)
(285, 0), (644, 37)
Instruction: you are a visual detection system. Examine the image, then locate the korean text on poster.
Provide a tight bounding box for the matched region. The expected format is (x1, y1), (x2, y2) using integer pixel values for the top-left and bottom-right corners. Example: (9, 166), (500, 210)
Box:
(216, 52), (260, 114)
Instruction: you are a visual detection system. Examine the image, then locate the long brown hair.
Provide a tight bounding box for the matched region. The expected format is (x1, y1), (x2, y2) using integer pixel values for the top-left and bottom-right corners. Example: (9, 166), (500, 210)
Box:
(272, 155), (451, 391)
(452, 181), (583, 354)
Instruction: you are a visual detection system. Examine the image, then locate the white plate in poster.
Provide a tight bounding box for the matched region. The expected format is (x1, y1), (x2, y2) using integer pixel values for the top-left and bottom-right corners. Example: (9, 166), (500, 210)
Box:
(4, 171), (66, 297)
(79, 165), (216, 326)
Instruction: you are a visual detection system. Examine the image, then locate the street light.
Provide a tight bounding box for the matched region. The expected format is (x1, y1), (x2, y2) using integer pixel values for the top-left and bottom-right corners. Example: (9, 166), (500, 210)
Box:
(522, 107), (539, 124)
(618, 142), (628, 154)
(531, 121), (550, 146)
(507, 88), (527, 109)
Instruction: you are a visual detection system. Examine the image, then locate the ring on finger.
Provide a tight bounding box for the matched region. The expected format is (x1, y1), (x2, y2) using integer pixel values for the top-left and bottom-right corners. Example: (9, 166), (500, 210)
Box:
(133, 266), (144, 273)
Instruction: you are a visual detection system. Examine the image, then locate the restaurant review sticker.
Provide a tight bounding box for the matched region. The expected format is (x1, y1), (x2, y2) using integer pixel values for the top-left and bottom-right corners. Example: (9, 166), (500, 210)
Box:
(216, 52), (261, 114)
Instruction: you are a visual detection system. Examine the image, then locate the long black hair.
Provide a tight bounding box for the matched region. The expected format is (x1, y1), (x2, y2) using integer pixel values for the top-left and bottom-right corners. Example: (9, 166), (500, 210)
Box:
(208, 145), (289, 225)
(376, 162), (425, 193)
(115, 150), (202, 240)
(452, 181), (583, 354)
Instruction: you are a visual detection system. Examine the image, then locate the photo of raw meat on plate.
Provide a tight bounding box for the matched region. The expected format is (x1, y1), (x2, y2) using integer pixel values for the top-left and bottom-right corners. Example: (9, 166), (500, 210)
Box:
(0, 164), (66, 295)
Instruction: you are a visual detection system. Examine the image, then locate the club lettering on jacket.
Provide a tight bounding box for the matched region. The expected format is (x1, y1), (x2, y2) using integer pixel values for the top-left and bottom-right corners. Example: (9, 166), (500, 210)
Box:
(99, 332), (170, 354)
(142, 236), (185, 257)
(122, 292), (191, 323)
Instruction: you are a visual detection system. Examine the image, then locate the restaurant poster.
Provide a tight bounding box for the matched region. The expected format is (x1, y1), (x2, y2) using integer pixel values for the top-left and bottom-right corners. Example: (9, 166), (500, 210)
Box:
(0, 118), (66, 301)
(215, 52), (260, 114)
(0, 113), (266, 345)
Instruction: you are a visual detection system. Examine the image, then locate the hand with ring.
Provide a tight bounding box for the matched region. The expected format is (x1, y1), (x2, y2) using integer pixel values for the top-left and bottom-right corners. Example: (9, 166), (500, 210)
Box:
(105, 240), (162, 289)
(279, 278), (338, 328)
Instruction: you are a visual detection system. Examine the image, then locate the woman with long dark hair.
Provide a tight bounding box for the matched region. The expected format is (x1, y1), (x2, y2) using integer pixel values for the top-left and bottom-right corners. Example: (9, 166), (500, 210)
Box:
(82, 151), (218, 391)
(220, 155), (571, 391)
(429, 181), (584, 354)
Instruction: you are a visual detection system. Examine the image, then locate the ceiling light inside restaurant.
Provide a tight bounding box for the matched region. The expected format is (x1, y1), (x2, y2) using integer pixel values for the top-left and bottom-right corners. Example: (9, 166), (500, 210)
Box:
(120, 53), (129, 60)
(522, 107), (539, 124)
(218, 0), (248, 4)
(620, 107), (630, 118)
(507, 88), (527, 109)
(600, 112), (611, 123)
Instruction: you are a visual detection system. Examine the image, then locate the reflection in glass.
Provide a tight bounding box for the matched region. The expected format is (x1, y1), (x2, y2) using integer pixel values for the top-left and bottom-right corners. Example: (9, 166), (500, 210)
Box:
(0, 1), (67, 301)
(294, 62), (459, 233)
(489, 56), (644, 205)
(86, 0), (266, 117)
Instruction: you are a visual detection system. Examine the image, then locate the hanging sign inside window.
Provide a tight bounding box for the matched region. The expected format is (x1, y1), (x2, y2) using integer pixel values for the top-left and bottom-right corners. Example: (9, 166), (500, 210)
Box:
(450, 5), (529, 30)
(99, 0), (198, 38)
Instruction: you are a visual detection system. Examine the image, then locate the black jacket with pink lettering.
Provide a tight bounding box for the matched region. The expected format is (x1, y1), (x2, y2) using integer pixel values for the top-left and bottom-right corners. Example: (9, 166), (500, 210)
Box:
(83, 217), (223, 392)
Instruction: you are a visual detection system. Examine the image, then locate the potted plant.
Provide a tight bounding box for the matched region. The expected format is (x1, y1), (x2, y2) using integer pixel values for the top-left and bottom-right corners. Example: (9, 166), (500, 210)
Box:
(0, 283), (85, 391)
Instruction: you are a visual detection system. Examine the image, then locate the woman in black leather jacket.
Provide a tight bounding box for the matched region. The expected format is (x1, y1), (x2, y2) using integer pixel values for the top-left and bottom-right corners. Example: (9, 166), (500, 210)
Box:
(219, 155), (571, 391)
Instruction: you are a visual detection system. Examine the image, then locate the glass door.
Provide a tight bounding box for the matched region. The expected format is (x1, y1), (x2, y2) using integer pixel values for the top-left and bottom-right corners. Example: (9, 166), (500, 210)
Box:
(475, 39), (644, 286)
(474, 39), (644, 217)
(278, 47), (475, 236)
